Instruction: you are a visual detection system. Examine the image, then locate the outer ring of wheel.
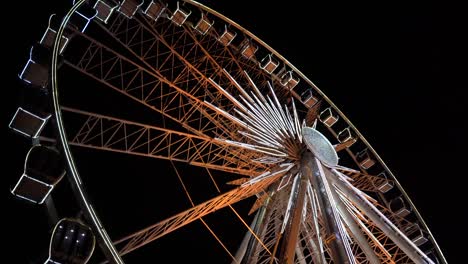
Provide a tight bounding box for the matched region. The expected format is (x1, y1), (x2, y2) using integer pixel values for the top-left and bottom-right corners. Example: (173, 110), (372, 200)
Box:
(51, 1), (124, 263)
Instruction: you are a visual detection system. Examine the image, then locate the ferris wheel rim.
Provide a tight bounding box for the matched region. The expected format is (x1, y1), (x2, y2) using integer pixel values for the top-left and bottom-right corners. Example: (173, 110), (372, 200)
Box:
(50, 0), (124, 263)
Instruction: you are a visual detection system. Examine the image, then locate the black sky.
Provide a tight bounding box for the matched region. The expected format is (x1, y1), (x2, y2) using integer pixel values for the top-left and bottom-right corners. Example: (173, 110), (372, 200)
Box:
(5, 0), (465, 263)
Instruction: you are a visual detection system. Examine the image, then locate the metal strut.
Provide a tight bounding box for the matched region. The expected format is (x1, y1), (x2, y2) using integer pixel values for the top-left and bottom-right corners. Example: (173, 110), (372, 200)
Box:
(277, 173), (308, 264)
(302, 152), (352, 263)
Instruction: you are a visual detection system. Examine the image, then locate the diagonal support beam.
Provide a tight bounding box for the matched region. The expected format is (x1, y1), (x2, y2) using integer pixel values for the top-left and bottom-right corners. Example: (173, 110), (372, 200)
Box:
(114, 165), (294, 257)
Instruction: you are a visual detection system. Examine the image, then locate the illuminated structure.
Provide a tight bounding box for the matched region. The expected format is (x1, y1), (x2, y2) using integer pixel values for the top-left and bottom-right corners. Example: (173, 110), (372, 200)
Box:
(10, 1), (446, 263)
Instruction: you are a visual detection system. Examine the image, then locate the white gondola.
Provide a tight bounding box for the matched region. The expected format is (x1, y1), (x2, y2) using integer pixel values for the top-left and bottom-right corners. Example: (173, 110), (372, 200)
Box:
(218, 25), (237, 46)
(11, 145), (65, 204)
(319, 107), (339, 127)
(373, 172), (394, 193)
(144, 1), (167, 20)
(45, 218), (95, 264)
(337, 127), (357, 147)
(259, 54), (279, 74)
(9, 107), (51, 139)
(40, 14), (70, 53)
(169, 1), (191, 26)
(389, 196), (412, 218)
(240, 39), (258, 59)
(93, 0), (117, 23)
(19, 45), (50, 88)
(300, 88), (318, 108)
(404, 223), (428, 246)
(70, 1), (98, 32)
(193, 14), (213, 35)
(280, 70), (300, 90)
(356, 148), (376, 169)
(117, 0), (144, 19)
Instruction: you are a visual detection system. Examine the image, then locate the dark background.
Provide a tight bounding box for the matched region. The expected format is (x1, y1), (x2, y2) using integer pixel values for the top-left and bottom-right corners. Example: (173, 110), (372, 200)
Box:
(5, 0), (465, 263)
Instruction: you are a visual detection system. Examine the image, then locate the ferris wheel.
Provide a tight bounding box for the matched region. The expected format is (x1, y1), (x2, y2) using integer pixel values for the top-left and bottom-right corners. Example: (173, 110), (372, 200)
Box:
(9, 0), (447, 263)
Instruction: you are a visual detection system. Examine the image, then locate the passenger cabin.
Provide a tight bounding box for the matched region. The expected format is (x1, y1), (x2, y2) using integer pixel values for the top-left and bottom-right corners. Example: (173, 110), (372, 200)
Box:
(46, 218), (95, 264)
(93, 0), (117, 23)
(9, 107), (51, 139)
(373, 172), (394, 193)
(40, 15), (70, 53)
(169, 1), (191, 26)
(193, 14), (213, 35)
(69, 3), (97, 32)
(356, 149), (376, 169)
(144, 1), (167, 21)
(218, 25), (236, 46)
(390, 196), (412, 218)
(240, 39), (258, 59)
(404, 223), (428, 246)
(280, 71), (300, 90)
(19, 45), (51, 88)
(337, 127), (357, 147)
(118, 0), (143, 19)
(300, 88), (318, 108)
(260, 54), (279, 74)
(319, 107), (339, 127)
(11, 145), (65, 204)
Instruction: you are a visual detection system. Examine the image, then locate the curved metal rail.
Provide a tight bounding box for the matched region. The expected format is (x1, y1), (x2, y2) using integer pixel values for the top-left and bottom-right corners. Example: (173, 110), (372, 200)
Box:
(51, 1), (124, 263)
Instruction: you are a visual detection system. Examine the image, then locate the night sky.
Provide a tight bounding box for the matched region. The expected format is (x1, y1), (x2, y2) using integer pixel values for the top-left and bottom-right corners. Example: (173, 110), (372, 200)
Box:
(5, 0), (465, 263)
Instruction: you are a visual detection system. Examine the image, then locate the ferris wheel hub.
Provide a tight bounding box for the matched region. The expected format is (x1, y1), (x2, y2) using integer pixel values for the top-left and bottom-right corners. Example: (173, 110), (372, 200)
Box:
(302, 127), (338, 167)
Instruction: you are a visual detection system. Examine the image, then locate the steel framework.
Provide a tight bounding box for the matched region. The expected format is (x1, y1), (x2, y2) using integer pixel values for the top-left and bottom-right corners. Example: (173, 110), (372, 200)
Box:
(13, 0), (446, 263)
